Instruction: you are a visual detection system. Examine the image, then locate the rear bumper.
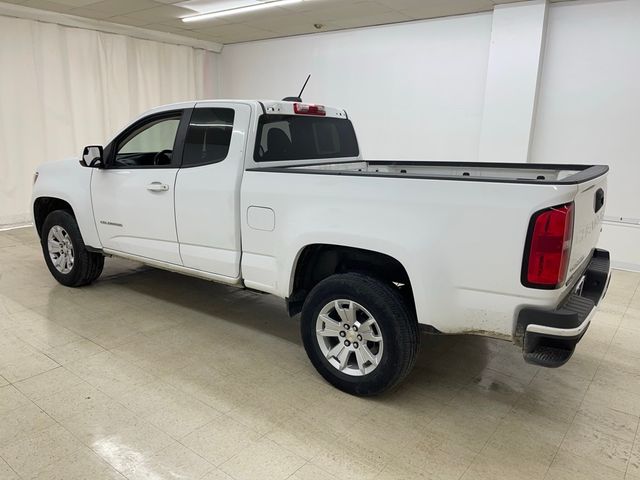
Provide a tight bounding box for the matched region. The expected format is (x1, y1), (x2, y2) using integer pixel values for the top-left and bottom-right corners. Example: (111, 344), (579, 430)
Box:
(516, 249), (611, 368)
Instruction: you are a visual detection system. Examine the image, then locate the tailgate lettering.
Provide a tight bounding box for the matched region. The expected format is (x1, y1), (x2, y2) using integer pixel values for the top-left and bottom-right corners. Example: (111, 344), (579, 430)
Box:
(575, 210), (604, 245)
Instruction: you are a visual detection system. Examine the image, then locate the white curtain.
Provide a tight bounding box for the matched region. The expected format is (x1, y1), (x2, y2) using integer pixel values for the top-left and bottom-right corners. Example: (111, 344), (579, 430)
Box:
(0, 14), (219, 227)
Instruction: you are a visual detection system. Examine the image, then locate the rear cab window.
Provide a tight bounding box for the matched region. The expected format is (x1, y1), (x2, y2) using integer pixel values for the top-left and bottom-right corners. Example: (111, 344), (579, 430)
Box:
(254, 115), (359, 162)
(183, 108), (235, 167)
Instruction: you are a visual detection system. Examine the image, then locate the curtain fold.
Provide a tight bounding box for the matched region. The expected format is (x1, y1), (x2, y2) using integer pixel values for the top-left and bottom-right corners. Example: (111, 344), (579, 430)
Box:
(0, 15), (218, 227)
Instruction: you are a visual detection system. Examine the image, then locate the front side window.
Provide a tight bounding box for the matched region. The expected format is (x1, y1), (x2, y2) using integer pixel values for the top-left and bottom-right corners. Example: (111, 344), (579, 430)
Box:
(182, 108), (235, 167)
(114, 112), (182, 167)
(254, 114), (359, 162)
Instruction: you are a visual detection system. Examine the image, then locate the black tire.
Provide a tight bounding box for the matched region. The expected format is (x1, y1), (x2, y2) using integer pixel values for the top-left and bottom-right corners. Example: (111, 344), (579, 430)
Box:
(301, 273), (419, 396)
(41, 210), (104, 287)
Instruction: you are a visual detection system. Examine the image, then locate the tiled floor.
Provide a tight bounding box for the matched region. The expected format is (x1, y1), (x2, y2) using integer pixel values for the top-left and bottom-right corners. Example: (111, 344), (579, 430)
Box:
(1, 226), (640, 480)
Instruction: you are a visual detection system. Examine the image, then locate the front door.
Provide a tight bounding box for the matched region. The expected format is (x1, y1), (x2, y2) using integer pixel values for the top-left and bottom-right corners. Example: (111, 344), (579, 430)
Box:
(91, 109), (188, 265)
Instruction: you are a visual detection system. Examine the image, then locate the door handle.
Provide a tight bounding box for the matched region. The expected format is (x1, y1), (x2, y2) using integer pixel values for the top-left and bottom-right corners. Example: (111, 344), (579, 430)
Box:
(146, 182), (169, 192)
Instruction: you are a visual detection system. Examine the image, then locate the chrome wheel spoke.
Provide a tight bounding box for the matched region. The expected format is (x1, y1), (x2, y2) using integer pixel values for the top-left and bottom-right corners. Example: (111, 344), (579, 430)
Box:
(334, 301), (353, 324)
(48, 240), (62, 253)
(326, 342), (344, 360)
(359, 318), (374, 331)
(361, 345), (379, 366)
(345, 301), (357, 324)
(354, 345), (379, 375)
(325, 338), (353, 371)
(317, 314), (342, 337)
(51, 226), (64, 243)
(358, 319), (381, 342)
(360, 331), (382, 342)
(337, 347), (350, 371)
(353, 348), (367, 374)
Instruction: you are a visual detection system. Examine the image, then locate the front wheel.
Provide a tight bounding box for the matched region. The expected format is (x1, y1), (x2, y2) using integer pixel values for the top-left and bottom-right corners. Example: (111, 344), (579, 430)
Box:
(301, 273), (419, 396)
(41, 210), (104, 287)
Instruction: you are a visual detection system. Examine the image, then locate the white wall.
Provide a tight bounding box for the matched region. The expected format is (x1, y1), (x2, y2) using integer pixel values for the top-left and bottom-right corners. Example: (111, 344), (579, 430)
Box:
(221, 13), (493, 161)
(532, 0), (640, 221)
(221, 0), (640, 270)
(0, 14), (219, 228)
(478, 0), (547, 163)
(531, 0), (640, 269)
(600, 221), (640, 272)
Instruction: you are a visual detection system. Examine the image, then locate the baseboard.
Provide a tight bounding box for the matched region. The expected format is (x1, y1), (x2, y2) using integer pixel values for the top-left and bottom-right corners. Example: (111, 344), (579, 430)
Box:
(0, 223), (33, 232)
(612, 262), (640, 273)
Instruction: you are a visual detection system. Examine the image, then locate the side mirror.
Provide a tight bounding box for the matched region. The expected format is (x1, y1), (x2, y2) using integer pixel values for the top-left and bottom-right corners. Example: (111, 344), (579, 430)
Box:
(80, 145), (104, 168)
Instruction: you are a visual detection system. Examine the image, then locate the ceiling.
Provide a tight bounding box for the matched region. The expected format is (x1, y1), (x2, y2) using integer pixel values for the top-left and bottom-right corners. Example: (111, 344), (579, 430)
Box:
(2, 0), (566, 45)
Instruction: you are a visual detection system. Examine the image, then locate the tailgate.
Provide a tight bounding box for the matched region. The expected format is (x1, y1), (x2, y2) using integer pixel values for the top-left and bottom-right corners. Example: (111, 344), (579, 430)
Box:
(566, 175), (607, 283)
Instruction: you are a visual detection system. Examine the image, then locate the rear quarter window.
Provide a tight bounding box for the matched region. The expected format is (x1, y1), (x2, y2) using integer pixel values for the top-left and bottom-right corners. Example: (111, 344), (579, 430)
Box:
(254, 114), (359, 162)
(182, 108), (235, 167)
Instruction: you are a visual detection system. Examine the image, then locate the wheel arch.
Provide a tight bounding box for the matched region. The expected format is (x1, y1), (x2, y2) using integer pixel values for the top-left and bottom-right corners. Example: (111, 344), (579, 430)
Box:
(287, 243), (417, 320)
(33, 197), (76, 238)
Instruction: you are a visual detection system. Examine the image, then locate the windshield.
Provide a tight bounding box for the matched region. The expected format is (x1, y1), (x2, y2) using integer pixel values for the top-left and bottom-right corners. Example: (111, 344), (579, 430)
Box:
(254, 114), (359, 162)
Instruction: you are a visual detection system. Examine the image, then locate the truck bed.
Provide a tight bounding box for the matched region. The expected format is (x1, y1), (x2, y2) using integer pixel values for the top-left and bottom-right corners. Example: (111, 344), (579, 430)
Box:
(241, 157), (608, 339)
(249, 160), (608, 185)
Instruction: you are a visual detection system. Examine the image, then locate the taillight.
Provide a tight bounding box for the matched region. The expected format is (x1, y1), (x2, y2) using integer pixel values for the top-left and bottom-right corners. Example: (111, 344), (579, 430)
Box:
(293, 103), (326, 116)
(523, 203), (574, 288)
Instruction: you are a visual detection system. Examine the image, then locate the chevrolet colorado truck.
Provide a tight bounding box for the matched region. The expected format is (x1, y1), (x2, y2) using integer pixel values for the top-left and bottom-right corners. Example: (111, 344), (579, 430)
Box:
(32, 99), (611, 395)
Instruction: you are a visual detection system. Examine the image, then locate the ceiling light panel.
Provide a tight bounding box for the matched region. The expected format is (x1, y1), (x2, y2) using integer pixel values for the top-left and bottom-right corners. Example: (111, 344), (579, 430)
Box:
(181, 0), (307, 22)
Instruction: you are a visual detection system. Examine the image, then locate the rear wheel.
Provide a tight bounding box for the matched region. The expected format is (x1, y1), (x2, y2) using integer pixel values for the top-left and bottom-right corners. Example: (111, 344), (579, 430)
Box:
(41, 210), (104, 287)
(301, 273), (419, 396)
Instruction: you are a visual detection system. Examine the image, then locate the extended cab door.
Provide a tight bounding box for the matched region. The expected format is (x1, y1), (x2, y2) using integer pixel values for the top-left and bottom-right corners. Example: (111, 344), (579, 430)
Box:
(174, 102), (251, 278)
(91, 109), (189, 265)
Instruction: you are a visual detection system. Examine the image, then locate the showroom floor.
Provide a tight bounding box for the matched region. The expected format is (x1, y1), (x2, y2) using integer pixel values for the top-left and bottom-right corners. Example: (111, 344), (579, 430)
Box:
(0, 227), (639, 480)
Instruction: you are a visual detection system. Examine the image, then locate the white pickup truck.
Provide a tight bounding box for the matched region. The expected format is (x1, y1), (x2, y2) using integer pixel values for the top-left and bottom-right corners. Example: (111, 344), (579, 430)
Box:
(32, 99), (611, 395)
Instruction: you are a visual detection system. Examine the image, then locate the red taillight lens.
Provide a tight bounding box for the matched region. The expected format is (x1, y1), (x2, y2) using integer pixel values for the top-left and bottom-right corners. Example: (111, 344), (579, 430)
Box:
(524, 203), (574, 288)
(293, 103), (326, 116)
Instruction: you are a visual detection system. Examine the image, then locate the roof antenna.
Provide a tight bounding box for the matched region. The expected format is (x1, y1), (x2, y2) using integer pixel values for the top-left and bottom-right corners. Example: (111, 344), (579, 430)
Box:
(282, 74), (311, 102)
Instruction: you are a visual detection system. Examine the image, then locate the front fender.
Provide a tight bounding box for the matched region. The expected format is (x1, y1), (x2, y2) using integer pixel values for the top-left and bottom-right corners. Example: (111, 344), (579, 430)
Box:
(32, 158), (101, 249)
